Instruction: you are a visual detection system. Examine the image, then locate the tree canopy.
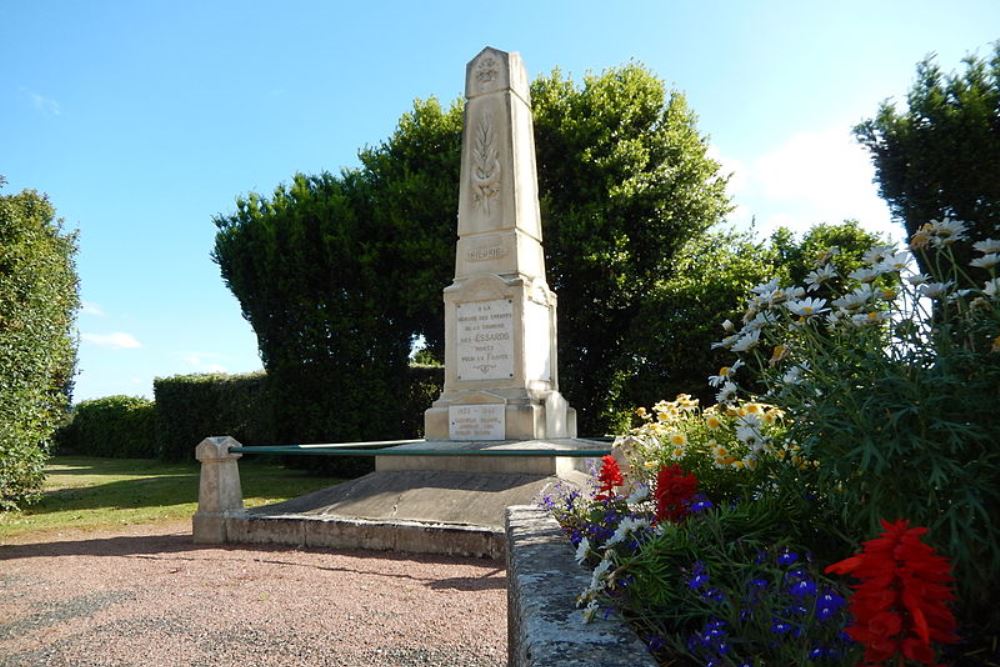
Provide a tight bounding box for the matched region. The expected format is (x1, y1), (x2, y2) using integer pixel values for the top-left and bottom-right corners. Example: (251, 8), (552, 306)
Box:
(855, 44), (1000, 272)
(214, 62), (733, 436)
(0, 182), (80, 509)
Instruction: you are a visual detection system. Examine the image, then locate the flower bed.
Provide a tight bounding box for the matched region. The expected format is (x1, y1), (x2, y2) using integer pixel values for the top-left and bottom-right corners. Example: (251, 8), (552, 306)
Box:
(545, 223), (1000, 666)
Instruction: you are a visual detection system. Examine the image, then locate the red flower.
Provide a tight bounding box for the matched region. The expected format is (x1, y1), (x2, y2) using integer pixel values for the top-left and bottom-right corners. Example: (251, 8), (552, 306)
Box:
(594, 455), (623, 500)
(825, 518), (959, 665)
(654, 464), (698, 523)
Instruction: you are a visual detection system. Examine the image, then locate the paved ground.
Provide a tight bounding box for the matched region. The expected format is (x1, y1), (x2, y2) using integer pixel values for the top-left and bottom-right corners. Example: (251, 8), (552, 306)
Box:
(0, 521), (507, 666)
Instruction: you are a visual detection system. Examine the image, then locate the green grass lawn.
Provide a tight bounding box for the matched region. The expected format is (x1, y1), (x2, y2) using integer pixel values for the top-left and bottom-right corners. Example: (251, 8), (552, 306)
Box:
(0, 456), (344, 541)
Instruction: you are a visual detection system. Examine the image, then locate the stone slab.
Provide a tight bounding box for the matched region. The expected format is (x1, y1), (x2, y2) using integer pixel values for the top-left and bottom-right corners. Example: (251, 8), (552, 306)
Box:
(506, 505), (657, 667)
(374, 438), (605, 476)
(247, 469), (576, 528)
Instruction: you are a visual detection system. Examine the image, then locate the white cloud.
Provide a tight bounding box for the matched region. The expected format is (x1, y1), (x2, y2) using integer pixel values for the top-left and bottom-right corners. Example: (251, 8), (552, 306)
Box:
(715, 126), (900, 244)
(81, 332), (142, 349)
(182, 352), (228, 374)
(81, 301), (104, 316)
(20, 88), (61, 116)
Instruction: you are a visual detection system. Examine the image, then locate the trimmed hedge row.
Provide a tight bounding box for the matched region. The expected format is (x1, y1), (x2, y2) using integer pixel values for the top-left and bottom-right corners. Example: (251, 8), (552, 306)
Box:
(57, 366), (445, 473)
(154, 372), (272, 462)
(56, 396), (158, 458)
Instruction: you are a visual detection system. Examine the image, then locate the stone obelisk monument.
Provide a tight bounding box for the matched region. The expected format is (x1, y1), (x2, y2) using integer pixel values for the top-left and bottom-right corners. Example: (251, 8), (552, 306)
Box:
(424, 47), (576, 442)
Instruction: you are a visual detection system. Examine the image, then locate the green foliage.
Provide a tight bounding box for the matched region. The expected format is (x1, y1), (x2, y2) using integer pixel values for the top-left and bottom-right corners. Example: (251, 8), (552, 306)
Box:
(715, 230), (1000, 642)
(153, 372), (273, 461)
(531, 65), (731, 434)
(0, 185), (80, 510)
(401, 365), (444, 438)
(213, 63), (732, 437)
(212, 172), (412, 457)
(855, 44), (1000, 276)
(56, 396), (157, 458)
(358, 98), (464, 359)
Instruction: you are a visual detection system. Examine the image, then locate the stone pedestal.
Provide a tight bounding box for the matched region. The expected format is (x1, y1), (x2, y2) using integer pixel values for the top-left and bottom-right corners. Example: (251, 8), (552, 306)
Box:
(192, 436), (245, 544)
(424, 47), (576, 441)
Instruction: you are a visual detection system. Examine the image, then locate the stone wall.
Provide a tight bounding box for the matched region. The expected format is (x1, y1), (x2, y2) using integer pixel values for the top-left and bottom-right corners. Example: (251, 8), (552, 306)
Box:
(505, 505), (657, 667)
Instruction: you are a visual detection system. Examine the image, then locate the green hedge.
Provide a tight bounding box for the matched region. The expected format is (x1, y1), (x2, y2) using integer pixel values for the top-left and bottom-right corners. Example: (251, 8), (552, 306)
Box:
(56, 396), (157, 458)
(153, 372), (273, 461)
(57, 367), (445, 477)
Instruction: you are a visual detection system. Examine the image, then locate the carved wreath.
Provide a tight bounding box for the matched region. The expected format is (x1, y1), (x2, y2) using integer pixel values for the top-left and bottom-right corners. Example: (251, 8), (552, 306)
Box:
(472, 113), (501, 215)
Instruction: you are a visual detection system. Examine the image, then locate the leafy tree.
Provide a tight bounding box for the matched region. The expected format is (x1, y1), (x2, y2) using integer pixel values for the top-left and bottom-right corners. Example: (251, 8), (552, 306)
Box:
(532, 65), (731, 433)
(213, 171), (410, 457)
(0, 182), (80, 509)
(214, 63), (731, 439)
(611, 221), (883, 425)
(855, 44), (1000, 274)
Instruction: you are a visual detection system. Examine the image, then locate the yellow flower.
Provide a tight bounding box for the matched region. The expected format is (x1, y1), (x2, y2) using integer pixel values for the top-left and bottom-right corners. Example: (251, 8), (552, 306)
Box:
(644, 460), (657, 470)
(671, 447), (686, 459)
(743, 403), (764, 416)
(909, 225), (932, 250)
(705, 414), (723, 430)
(762, 408), (784, 425)
(668, 431), (688, 447)
(992, 335), (1000, 353)
(768, 345), (788, 367)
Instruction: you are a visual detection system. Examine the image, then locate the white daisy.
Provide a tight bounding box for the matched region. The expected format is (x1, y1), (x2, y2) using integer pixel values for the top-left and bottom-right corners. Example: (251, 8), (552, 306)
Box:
(851, 311), (889, 326)
(782, 364), (808, 385)
(919, 281), (954, 299)
(606, 517), (651, 547)
(804, 263), (837, 292)
(984, 278), (1000, 299)
(906, 272), (931, 286)
(786, 297), (829, 318)
(751, 278), (780, 296)
(970, 253), (1000, 270)
(715, 381), (738, 404)
(575, 536), (591, 565)
(878, 250), (912, 273)
(626, 483), (649, 504)
(848, 266), (882, 283)
(973, 238), (1000, 254)
(928, 218), (970, 245)
(832, 285), (875, 311)
(862, 244), (896, 266)
(731, 329), (761, 353)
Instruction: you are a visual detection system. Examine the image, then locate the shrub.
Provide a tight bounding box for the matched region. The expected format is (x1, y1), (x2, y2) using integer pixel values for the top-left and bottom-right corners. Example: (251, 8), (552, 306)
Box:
(713, 221), (1000, 646)
(0, 184), (80, 510)
(57, 396), (157, 458)
(153, 372), (273, 461)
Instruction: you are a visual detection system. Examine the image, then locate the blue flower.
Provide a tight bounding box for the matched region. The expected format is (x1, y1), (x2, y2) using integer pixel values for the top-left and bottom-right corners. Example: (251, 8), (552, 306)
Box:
(816, 589), (846, 621)
(687, 561), (709, 589)
(645, 634), (666, 652)
(770, 619), (792, 635)
(687, 493), (713, 513)
(789, 578), (817, 598)
(701, 587), (726, 603)
(777, 549), (799, 566)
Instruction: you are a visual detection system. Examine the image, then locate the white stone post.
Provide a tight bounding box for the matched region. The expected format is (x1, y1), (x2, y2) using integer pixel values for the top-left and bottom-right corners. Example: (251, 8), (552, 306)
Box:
(192, 436), (245, 544)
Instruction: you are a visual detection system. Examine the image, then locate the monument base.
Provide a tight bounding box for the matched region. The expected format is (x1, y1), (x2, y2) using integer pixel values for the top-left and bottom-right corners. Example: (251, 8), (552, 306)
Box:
(205, 438), (604, 559)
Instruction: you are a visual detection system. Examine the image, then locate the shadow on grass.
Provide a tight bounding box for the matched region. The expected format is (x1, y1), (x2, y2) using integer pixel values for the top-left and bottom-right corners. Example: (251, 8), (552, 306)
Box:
(22, 458), (343, 516)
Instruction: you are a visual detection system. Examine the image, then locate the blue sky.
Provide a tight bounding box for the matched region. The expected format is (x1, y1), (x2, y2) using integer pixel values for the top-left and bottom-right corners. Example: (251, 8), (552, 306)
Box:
(2, 1), (997, 401)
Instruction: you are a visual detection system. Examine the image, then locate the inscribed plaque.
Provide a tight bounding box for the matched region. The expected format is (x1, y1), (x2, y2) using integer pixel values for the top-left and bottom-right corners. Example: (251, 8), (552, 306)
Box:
(456, 299), (514, 380)
(449, 404), (506, 441)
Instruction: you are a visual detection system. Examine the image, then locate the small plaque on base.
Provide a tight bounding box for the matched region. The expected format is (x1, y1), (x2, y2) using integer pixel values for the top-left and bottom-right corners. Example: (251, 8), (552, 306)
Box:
(449, 404), (505, 441)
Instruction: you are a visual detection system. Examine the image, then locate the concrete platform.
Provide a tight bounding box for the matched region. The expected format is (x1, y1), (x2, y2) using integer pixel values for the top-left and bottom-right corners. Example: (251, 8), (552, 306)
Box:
(201, 437), (605, 559)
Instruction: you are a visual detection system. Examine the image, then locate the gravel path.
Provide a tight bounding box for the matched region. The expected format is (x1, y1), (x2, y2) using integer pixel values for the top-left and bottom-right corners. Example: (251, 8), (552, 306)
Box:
(0, 521), (507, 666)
